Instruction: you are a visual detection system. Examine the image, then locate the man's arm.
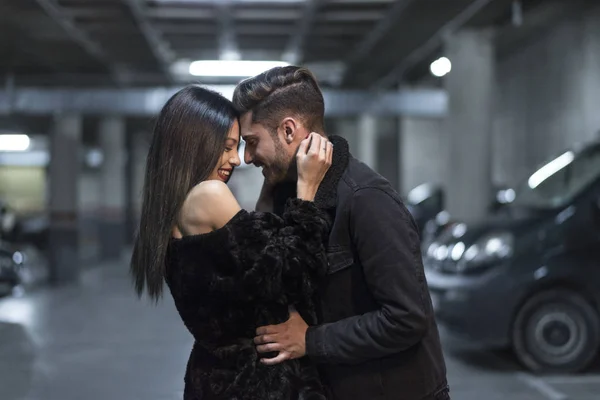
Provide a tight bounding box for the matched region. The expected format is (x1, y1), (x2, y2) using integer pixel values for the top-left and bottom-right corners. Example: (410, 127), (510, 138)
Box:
(306, 187), (431, 364)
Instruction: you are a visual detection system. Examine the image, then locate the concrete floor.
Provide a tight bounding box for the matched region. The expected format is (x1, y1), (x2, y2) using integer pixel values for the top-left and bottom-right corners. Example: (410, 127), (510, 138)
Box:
(1, 260), (599, 400)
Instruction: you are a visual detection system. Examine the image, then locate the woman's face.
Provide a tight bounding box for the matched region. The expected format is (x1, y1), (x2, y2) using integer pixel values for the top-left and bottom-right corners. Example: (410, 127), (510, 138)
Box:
(208, 120), (242, 183)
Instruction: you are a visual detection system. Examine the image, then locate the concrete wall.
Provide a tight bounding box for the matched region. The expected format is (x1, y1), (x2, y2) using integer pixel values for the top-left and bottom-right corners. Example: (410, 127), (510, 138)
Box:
(493, 5), (600, 188)
(376, 118), (400, 192)
(0, 166), (46, 213)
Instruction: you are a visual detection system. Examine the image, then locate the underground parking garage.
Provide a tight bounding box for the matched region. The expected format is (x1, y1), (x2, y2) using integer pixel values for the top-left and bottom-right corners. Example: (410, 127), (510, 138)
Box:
(1, 1), (600, 399)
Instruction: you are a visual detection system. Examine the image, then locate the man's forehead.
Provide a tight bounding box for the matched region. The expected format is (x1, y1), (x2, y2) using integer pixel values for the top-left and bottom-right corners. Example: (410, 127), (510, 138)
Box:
(240, 113), (265, 138)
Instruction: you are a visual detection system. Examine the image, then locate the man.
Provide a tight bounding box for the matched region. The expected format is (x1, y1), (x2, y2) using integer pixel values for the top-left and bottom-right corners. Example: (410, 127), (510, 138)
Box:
(232, 66), (449, 400)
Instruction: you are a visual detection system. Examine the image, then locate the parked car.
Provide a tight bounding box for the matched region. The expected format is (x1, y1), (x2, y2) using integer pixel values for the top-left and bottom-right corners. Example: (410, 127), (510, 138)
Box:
(420, 210), (456, 254)
(0, 200), (17, 239)
(405, 183), (445, 234)
(0, 242), (24, 297)
(0, 201), (49, 252)
(407, 183), (508, 238)
(12, 213), (49, 252)
(424, 139), (600, 373)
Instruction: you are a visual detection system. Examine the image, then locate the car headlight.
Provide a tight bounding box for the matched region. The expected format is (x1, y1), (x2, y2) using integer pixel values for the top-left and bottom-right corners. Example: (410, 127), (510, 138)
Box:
(426, 241), (456, 262)
(12, 251), (24, 265)
(456, 232), (514, 271)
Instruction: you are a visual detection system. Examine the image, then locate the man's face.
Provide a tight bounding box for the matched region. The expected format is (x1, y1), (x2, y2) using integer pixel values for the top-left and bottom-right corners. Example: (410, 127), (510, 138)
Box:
(240, 112), (299, 184)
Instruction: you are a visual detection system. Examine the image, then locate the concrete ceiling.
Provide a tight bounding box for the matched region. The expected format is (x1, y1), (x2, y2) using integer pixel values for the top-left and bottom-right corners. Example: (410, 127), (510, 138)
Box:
(0, 0), (587, 89)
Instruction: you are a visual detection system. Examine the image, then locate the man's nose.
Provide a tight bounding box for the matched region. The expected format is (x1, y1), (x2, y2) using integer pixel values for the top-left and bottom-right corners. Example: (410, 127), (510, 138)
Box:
(244, 147), (253, 165)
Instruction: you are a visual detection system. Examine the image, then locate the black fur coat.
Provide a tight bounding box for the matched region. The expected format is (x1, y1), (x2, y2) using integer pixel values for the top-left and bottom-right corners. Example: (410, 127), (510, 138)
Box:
(165, 198), (330, 399)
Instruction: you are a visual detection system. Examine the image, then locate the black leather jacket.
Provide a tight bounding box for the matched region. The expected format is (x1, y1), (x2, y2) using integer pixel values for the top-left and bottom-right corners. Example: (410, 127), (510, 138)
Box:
(267, 136), (449, 400)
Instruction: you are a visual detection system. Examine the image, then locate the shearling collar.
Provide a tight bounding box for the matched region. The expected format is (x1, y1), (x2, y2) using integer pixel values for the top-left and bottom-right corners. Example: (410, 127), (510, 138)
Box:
(313, 135), (349, 210)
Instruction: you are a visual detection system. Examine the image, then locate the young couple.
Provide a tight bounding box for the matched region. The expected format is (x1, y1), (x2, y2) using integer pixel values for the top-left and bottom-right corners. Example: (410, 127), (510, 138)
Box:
(131, 66), (450, 400)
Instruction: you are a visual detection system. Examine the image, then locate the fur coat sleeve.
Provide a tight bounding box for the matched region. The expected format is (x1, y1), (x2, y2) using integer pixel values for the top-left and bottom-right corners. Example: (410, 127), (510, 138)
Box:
(228, 198), (330, 306)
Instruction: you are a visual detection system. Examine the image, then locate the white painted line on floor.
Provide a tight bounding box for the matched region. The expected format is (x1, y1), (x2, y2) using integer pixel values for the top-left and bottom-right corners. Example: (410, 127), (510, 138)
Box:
(544, 375), (600, 385)
(516, 372), (568, 400)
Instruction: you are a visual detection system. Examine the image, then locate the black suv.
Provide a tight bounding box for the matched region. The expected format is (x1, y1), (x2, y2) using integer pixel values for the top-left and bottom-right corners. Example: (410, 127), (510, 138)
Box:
(425, 139), (600, 373)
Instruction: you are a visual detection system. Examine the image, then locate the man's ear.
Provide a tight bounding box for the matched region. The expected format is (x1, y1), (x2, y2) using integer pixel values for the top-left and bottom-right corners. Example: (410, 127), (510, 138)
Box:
(280, 118), (299, 144)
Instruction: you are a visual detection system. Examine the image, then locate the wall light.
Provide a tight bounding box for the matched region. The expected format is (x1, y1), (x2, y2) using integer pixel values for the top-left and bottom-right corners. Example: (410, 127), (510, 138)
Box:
(0, 134), (30, 151)
(430, 57), (452, 78)
(189, 60), (289, 77)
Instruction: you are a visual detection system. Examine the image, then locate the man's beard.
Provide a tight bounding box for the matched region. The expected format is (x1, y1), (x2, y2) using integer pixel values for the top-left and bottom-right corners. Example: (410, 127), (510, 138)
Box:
(263, 137), (295, 184)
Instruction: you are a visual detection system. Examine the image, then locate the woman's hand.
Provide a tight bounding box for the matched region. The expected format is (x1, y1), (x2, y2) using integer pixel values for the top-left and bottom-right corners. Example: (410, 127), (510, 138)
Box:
(296, 132), (333, 201)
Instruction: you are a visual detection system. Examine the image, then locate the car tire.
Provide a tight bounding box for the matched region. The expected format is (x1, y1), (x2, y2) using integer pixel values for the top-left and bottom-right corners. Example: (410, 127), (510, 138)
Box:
(512, 289), (600, 373)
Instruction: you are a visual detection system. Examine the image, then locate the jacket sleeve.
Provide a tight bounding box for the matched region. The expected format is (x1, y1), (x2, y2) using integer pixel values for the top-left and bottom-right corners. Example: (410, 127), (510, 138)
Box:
(306, 187), (431, 364)
(210, 198), (330, 305)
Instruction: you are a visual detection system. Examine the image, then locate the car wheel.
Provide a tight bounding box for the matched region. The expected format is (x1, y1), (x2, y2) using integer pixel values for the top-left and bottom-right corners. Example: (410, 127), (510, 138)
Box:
(512, 289), (600, 373)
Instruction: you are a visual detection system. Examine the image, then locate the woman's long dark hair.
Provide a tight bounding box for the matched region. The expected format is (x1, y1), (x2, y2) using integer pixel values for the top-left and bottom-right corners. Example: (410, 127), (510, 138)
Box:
(131, 85), (239, 300)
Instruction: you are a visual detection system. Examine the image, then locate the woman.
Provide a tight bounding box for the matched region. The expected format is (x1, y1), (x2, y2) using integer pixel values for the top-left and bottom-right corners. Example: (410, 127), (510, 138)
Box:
(130, 85), (333, 399)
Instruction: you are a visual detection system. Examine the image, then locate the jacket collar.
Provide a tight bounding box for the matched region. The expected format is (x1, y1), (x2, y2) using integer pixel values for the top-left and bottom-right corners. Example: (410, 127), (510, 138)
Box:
(313, 135), (349, 210)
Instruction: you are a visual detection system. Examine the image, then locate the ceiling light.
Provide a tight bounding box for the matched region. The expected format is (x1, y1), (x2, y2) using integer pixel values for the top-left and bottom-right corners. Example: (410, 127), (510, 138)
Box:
(155, 0), (304, 3)
(430, 57), (452, 78)
(189, 60), (289, 77)
(0, 134), (30, 151)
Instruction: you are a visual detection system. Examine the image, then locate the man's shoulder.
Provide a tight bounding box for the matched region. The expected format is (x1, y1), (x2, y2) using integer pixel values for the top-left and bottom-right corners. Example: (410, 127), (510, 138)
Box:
(338, 156), (399, 199)
(337, 157), (416, 228)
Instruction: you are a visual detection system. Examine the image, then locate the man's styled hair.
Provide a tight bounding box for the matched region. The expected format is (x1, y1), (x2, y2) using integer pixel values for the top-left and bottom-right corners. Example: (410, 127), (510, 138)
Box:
(232, 66), (325, 135)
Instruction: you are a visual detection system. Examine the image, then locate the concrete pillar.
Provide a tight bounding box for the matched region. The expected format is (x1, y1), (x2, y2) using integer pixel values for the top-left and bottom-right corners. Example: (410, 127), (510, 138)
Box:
(398, 117), (447, 196)
(582, 6), (600, 137)
(330, 117), (360, 155)
(98, 116), (126, 260)
(444, 29), (495, 222)
(358, 114), (377, 170)
(48, 114), (81, 284)
(126, 130), (149, 243)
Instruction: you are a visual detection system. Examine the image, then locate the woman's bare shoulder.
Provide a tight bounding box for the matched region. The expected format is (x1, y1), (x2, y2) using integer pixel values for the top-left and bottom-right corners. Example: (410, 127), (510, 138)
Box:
(189, 180), (234, 200)
(181, 180), (242, 234)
